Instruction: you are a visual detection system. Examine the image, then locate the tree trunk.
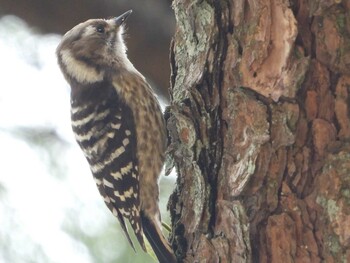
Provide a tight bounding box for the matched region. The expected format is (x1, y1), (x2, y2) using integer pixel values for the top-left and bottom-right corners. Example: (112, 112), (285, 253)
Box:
(167, 0), (350, 262)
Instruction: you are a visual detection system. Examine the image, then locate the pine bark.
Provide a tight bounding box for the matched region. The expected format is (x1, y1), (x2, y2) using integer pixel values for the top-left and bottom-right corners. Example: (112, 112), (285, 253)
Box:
(167, 1), (350, 262)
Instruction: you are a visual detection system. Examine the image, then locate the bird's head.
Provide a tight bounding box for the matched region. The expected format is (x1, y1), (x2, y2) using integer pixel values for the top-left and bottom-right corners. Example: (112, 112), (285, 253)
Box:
(56, 10), (133, 84)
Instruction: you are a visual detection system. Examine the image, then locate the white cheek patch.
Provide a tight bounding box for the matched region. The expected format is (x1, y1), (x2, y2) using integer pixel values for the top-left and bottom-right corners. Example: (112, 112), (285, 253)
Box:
(60, 49), (104, 83)
(82, 25), (97, 38)
(104, 20), (127, 58)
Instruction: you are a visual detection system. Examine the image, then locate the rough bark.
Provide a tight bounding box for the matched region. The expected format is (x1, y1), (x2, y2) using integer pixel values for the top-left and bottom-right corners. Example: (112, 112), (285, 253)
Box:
(167, 0), (350, 262)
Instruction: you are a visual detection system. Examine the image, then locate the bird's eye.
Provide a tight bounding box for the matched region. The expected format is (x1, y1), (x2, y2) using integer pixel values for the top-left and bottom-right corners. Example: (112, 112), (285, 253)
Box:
(96, 25), (105, 33)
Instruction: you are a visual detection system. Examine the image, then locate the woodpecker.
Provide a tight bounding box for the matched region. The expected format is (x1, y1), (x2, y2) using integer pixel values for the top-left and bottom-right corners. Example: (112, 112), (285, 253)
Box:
(56, 10), (176, 263)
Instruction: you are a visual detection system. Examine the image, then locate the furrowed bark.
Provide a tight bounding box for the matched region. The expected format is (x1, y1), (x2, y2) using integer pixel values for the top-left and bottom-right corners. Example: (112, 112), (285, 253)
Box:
(167, 0), (350, 262)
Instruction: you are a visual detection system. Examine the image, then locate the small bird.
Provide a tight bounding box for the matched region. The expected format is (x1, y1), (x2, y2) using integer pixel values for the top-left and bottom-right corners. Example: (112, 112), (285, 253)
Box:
(56, 10), (176, 263)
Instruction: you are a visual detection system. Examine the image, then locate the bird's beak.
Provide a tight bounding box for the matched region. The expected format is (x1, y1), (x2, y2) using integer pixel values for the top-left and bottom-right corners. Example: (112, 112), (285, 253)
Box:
(115, 10), (132, 26)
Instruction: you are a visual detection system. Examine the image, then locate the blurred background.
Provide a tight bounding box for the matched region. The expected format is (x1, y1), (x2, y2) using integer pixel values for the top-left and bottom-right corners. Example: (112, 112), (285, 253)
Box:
(0, 1), (175, 262)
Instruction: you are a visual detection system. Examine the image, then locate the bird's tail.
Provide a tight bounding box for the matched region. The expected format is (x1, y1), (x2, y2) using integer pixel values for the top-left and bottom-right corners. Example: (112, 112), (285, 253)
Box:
(141, 213), (177, 263)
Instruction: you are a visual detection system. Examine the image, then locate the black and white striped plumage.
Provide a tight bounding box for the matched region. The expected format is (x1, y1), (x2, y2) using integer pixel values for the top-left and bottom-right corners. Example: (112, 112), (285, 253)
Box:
(56, 10), (176, 263)
(71, 81), (142, 247)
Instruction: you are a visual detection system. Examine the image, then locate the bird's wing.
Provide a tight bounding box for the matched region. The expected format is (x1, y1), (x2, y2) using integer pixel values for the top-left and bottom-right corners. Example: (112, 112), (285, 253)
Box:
(72, 86), (145, 251)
